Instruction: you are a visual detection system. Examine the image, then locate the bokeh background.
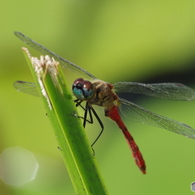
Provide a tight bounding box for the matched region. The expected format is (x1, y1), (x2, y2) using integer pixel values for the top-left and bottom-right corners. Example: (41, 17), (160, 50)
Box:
(1, 0), (195, 194)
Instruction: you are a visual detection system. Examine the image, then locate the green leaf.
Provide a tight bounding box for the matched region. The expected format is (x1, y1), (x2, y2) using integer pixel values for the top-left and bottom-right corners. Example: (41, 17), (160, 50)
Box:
(21, 47), (108, 195)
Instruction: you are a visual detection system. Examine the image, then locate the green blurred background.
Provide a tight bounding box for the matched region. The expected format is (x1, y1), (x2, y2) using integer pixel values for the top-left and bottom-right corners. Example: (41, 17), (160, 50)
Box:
(1, 0), (195, 194)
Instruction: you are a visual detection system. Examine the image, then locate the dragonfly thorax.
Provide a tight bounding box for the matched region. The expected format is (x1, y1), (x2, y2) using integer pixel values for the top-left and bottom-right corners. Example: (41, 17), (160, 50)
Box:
(88, 80), (118, 109)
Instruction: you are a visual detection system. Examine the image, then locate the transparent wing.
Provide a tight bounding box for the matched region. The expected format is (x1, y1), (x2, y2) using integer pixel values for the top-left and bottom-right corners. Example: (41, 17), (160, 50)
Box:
(114, 82), (195, 101)
(14, 31), (97, 81)
(119, 98), (195, 139)
(14, 81), (39, 97)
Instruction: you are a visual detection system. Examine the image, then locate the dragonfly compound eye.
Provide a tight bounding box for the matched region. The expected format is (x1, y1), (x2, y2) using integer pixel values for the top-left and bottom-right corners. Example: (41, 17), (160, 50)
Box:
(72, 78), (94, 100)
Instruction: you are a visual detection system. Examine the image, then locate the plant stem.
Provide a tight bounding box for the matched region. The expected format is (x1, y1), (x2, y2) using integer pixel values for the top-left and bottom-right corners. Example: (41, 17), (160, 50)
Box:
(22, 47), (108, 195)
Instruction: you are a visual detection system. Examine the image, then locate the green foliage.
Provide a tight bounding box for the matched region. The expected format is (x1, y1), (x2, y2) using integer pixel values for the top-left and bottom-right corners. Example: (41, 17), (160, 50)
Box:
(21, 48), (108, 195)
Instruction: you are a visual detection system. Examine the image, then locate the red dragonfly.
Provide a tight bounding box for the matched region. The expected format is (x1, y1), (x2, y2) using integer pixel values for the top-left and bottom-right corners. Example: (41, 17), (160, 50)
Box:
(14, 32), (195, 174)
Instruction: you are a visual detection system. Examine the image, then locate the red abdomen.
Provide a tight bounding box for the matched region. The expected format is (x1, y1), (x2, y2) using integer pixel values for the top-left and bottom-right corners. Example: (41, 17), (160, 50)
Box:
(105, 106), (146, 174)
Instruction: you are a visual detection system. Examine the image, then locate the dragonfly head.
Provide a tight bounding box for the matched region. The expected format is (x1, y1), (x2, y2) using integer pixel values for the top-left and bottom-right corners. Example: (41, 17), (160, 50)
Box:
(72, 78), (95, 100)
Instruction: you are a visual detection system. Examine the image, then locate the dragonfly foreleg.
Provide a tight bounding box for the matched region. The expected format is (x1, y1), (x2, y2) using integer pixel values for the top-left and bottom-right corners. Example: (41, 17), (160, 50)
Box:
(74, 99), (93, 124)
(74, 99), (104, 149)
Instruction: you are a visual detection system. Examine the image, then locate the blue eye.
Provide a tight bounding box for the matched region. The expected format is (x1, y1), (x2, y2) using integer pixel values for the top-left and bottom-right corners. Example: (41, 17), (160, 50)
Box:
(72, 78), (94, 100)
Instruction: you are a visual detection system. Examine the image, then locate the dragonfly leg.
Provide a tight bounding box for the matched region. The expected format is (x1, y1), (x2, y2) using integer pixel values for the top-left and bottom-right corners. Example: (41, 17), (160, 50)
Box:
(89, 106), (104, 147)
(74, 99), (93, 124)
(74, 99), (104, 155)
(87, 106), (104, 156)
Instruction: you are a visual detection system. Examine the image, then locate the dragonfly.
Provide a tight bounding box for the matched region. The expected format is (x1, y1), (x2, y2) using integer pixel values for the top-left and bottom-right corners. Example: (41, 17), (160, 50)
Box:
(14, 31), (195, 174)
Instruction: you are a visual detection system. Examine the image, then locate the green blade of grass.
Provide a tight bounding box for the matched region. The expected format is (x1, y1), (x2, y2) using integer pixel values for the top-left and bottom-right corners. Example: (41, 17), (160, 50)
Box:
(21, 47), (109, 195)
